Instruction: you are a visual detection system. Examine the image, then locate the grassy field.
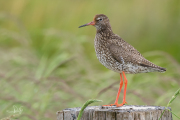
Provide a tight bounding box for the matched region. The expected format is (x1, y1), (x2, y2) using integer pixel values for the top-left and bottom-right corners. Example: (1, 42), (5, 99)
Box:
(0, 0), (180, 119)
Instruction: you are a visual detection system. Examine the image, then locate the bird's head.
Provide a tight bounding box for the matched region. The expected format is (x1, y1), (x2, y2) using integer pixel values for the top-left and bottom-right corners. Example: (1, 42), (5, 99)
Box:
(79, 14), (110, 31)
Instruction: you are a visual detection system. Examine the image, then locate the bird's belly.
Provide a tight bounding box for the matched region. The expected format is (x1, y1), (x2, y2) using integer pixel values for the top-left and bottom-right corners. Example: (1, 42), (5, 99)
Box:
(95, 48), (123, 73)
(96, 53), (151, 74)
(95, 49), (151, 74)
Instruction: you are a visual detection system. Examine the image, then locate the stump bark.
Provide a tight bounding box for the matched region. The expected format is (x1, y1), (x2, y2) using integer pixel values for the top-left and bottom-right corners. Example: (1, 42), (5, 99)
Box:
(57, 105), (172, 120)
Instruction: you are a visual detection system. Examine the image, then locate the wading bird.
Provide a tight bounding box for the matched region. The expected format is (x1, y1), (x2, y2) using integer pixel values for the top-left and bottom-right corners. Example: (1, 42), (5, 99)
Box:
(79, 14), (166, 107)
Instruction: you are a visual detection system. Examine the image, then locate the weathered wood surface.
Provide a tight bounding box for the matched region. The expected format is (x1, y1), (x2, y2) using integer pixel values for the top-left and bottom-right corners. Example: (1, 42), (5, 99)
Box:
(57, 105), (172, 120)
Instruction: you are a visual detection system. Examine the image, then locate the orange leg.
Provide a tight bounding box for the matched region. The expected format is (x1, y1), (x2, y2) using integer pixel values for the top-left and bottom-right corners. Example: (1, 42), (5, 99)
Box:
(114, 73), (123, 104)
(103, 72), (128, 107)
(122, 71), (128, 105)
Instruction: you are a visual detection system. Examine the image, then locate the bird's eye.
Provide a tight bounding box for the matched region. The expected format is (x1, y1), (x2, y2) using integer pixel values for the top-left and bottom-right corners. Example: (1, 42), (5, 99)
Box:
(97, 18), (103, 21)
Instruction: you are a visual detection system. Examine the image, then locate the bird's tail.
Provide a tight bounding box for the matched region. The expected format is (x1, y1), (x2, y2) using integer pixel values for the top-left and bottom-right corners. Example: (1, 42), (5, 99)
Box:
(158, 67), (166, 73)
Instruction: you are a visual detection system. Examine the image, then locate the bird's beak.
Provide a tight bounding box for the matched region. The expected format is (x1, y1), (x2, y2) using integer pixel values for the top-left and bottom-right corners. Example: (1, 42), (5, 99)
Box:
(78, 21), (95, 28)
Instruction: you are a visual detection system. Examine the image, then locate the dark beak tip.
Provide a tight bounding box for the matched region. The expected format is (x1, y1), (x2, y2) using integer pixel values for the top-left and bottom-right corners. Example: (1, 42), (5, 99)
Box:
(78, 23), (88, 28)
(78, 25), (85, 28)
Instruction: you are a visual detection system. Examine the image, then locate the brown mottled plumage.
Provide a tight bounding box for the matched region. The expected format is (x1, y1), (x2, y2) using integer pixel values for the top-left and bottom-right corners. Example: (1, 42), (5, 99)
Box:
(80, 14), (166, 74)
(79, 14), (166, 107)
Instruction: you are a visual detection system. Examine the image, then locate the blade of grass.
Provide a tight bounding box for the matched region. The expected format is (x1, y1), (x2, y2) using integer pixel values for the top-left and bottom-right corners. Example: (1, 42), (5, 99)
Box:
(167, 88), (180, 107)
(77, 99), (102, 120)
(159, 88), (180, 120)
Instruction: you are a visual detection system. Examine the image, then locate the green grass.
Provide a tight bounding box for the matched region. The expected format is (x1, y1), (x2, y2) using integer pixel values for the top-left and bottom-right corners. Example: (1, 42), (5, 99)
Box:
(77, 99), (102, 120)
(159, 88), (180, 120)
(0, 0), (180, 119)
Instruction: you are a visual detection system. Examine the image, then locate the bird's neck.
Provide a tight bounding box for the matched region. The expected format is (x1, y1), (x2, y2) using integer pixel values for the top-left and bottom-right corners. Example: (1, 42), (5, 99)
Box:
(96, 25), (114, 34)
(96, 26), (114, 37)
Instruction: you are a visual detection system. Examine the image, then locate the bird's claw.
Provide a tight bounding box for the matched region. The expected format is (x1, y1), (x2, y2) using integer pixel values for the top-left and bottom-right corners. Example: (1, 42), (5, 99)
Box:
(102, 101), (127, 107)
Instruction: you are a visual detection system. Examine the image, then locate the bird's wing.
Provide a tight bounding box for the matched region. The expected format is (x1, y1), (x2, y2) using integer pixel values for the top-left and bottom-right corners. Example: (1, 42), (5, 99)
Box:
(108, 36), (160, 68)
(108, 42), (142, 65)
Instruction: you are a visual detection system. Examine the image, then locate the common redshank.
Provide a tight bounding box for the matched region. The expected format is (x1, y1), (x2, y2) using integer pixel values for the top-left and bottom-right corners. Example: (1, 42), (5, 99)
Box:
(79, 14), (166, 107)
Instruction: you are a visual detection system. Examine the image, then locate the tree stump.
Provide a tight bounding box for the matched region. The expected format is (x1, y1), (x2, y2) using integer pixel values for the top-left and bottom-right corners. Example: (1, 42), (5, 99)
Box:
(57, 105), (172, 120)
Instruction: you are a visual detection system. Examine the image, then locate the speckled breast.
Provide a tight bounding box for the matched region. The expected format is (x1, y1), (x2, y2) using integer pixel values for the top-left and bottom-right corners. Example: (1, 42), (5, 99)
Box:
(94, 37), (123, 73)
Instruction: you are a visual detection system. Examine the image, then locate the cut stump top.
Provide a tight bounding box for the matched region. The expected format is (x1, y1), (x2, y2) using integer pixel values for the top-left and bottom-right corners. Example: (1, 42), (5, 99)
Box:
(57, 105), (172, 120)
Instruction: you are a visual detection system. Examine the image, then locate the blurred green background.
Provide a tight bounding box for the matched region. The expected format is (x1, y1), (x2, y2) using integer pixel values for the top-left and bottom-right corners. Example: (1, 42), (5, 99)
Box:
(0, 0), (180, 119)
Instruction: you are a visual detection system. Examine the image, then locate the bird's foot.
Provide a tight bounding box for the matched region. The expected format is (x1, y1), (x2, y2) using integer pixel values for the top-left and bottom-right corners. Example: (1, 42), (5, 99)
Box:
(102, 101), (127, 107)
